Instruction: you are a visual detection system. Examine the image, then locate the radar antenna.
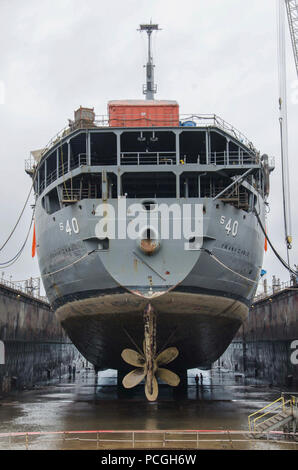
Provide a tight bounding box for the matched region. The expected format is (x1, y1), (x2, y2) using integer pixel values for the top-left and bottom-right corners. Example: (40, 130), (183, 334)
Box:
(138, 21), (161, 100)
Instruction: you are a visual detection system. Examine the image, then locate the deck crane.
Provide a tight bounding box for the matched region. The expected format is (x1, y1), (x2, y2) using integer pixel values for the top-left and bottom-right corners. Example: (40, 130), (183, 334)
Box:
(277, 0), (298, 268)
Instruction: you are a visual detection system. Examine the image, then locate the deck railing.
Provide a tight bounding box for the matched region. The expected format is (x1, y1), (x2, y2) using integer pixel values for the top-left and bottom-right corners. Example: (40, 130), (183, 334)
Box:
(0, 429), (297, 450)
(254, 281), (297, 302)
(25, 113), (258, 169)
(0, 278), (48, 303)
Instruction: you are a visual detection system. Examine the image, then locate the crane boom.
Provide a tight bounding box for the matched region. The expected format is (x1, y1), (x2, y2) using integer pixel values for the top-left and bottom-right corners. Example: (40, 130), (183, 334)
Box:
(285, 0), (298, 76)
(277, 0), (293, 266)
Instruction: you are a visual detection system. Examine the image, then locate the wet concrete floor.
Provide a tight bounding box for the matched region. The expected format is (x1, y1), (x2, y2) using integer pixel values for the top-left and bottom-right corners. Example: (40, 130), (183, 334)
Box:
(0, 368), (297, 450)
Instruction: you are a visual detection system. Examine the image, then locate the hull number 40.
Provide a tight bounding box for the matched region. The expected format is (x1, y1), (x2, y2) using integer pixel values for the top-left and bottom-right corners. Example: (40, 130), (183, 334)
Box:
(220, 216), (238, 237)
(59, 218), (80, 235)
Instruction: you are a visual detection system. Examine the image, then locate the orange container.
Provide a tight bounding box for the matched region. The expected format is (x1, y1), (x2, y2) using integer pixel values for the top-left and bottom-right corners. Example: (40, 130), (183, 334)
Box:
(108, 100), (179, 127)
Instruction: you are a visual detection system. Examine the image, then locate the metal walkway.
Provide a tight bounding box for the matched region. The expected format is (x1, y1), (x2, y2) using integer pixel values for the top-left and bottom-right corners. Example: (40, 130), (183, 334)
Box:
(248, 396), (297, 435)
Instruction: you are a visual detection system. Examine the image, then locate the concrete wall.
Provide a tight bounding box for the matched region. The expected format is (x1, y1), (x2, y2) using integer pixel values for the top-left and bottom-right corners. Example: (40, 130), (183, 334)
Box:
(0, 284), (81, 393)
(219, 288), (298, 387)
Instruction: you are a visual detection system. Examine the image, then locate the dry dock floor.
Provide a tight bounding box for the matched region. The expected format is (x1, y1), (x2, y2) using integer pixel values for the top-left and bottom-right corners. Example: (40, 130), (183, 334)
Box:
(0, 368), (297, 450)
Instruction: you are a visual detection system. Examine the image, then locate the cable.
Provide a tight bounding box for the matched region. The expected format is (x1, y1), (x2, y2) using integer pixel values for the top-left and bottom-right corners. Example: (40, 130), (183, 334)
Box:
(41, 249), (98, 278)
(0, 153), (40, 253)
(254, 209), (296, 276)
(0, 183), (34, 253)
(0, 209), (35, 268)
(200, 248), (257, 285)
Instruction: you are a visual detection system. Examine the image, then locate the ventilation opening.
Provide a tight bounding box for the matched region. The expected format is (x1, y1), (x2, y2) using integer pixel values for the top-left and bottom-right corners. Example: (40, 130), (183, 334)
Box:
(142, 200), (157, 211)
(98, 238), (109, 250)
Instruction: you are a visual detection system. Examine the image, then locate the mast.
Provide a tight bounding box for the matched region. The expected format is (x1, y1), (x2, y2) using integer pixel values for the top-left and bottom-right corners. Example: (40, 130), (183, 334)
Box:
(139, 21), (160, 100)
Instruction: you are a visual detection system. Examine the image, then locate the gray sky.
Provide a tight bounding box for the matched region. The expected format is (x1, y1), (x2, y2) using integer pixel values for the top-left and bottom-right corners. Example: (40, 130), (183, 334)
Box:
(0, 0), (297, 292)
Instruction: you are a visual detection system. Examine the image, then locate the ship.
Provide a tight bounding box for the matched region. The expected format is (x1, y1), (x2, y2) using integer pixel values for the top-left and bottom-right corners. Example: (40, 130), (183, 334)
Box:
(26, 23), (273, 400)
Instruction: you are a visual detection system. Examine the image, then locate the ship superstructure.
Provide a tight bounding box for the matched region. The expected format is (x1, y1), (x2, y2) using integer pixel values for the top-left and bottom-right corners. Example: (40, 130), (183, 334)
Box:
(26, 24), (273, 400)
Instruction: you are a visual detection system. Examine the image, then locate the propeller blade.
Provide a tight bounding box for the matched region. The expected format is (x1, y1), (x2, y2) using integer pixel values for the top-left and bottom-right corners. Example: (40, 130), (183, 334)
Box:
(156, 368), (180, 387)
(145, 375), (159, 401)
(122, 368), (146, 389)
(121, 349), (145, 367)
(156, 347), (179, 366)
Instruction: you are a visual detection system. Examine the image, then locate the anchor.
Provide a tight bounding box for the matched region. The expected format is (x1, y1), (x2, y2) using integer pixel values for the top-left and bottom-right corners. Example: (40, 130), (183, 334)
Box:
(121, 302), (180, 401)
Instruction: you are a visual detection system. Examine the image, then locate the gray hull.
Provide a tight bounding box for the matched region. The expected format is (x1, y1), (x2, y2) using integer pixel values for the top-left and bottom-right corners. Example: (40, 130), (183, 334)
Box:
(36, 196), (265, 370)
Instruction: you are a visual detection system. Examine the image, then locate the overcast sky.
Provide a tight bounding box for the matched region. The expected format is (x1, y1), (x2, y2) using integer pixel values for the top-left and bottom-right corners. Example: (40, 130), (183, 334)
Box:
(0, 0), (297, 293)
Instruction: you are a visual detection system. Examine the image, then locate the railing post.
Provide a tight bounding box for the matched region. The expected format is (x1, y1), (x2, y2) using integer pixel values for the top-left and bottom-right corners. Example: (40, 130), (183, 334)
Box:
(56, 148), (59, 178)
(206, 130), (210, 164)
(37, 168), (40, 195)
(67, 140), (71, 172)
(132, 431), (135, 449)
(87, 131), (91, 166)
(175, 131), (180, 165)
(44, 158), (47, 187)
(25, 433), (29, 450)
(116, 132), (121, 166)
(176, 173), (180, 198)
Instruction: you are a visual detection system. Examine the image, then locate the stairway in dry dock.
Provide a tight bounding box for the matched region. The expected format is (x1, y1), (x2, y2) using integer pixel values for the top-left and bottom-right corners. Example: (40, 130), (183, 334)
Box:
(248, 396), (297, 438)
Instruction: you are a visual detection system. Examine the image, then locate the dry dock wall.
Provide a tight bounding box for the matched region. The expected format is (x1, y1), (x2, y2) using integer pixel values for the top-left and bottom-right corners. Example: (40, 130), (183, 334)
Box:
(219, 287), (298, 386)
(0, 284), (81, 393)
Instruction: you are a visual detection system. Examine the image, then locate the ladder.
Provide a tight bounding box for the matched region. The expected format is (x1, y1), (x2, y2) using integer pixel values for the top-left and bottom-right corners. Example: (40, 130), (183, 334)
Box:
(248, 396), (297, 435)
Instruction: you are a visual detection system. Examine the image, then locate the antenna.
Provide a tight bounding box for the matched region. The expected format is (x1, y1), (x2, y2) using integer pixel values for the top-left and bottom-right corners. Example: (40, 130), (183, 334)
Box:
(138, 21), (161, 100)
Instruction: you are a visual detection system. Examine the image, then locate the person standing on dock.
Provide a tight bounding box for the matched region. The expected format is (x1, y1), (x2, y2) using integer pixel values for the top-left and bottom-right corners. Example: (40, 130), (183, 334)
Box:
(195, 374), (199, 388)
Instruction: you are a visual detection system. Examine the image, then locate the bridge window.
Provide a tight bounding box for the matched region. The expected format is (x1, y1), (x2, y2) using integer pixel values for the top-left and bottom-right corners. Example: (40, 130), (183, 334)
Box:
(179, 131), (206, 164)
(121, 131), (175, 165)
(91, 132), (117, 165)
(70, 133), (87, 168)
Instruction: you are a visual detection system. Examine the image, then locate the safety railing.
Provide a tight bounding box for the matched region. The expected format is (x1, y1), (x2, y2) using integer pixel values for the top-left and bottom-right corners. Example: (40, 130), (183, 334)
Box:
(0, 278), (48, 304)
(248, 396), (294, 432)
(121, 152), (176, 165)
(209, 150), (258, 166)
(61, 186), (100, 202)
(0, 429), (297, 450)
(38, 154), (88, 194)
(26, 113), (257, 166)
(180, 114), (256, 151)
(254, 281), (297, 302)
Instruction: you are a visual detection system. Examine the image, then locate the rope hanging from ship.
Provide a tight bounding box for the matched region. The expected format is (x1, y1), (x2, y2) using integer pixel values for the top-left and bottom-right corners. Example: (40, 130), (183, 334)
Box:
(253, 209), (297, 276)
(0, 155), (42, 267)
